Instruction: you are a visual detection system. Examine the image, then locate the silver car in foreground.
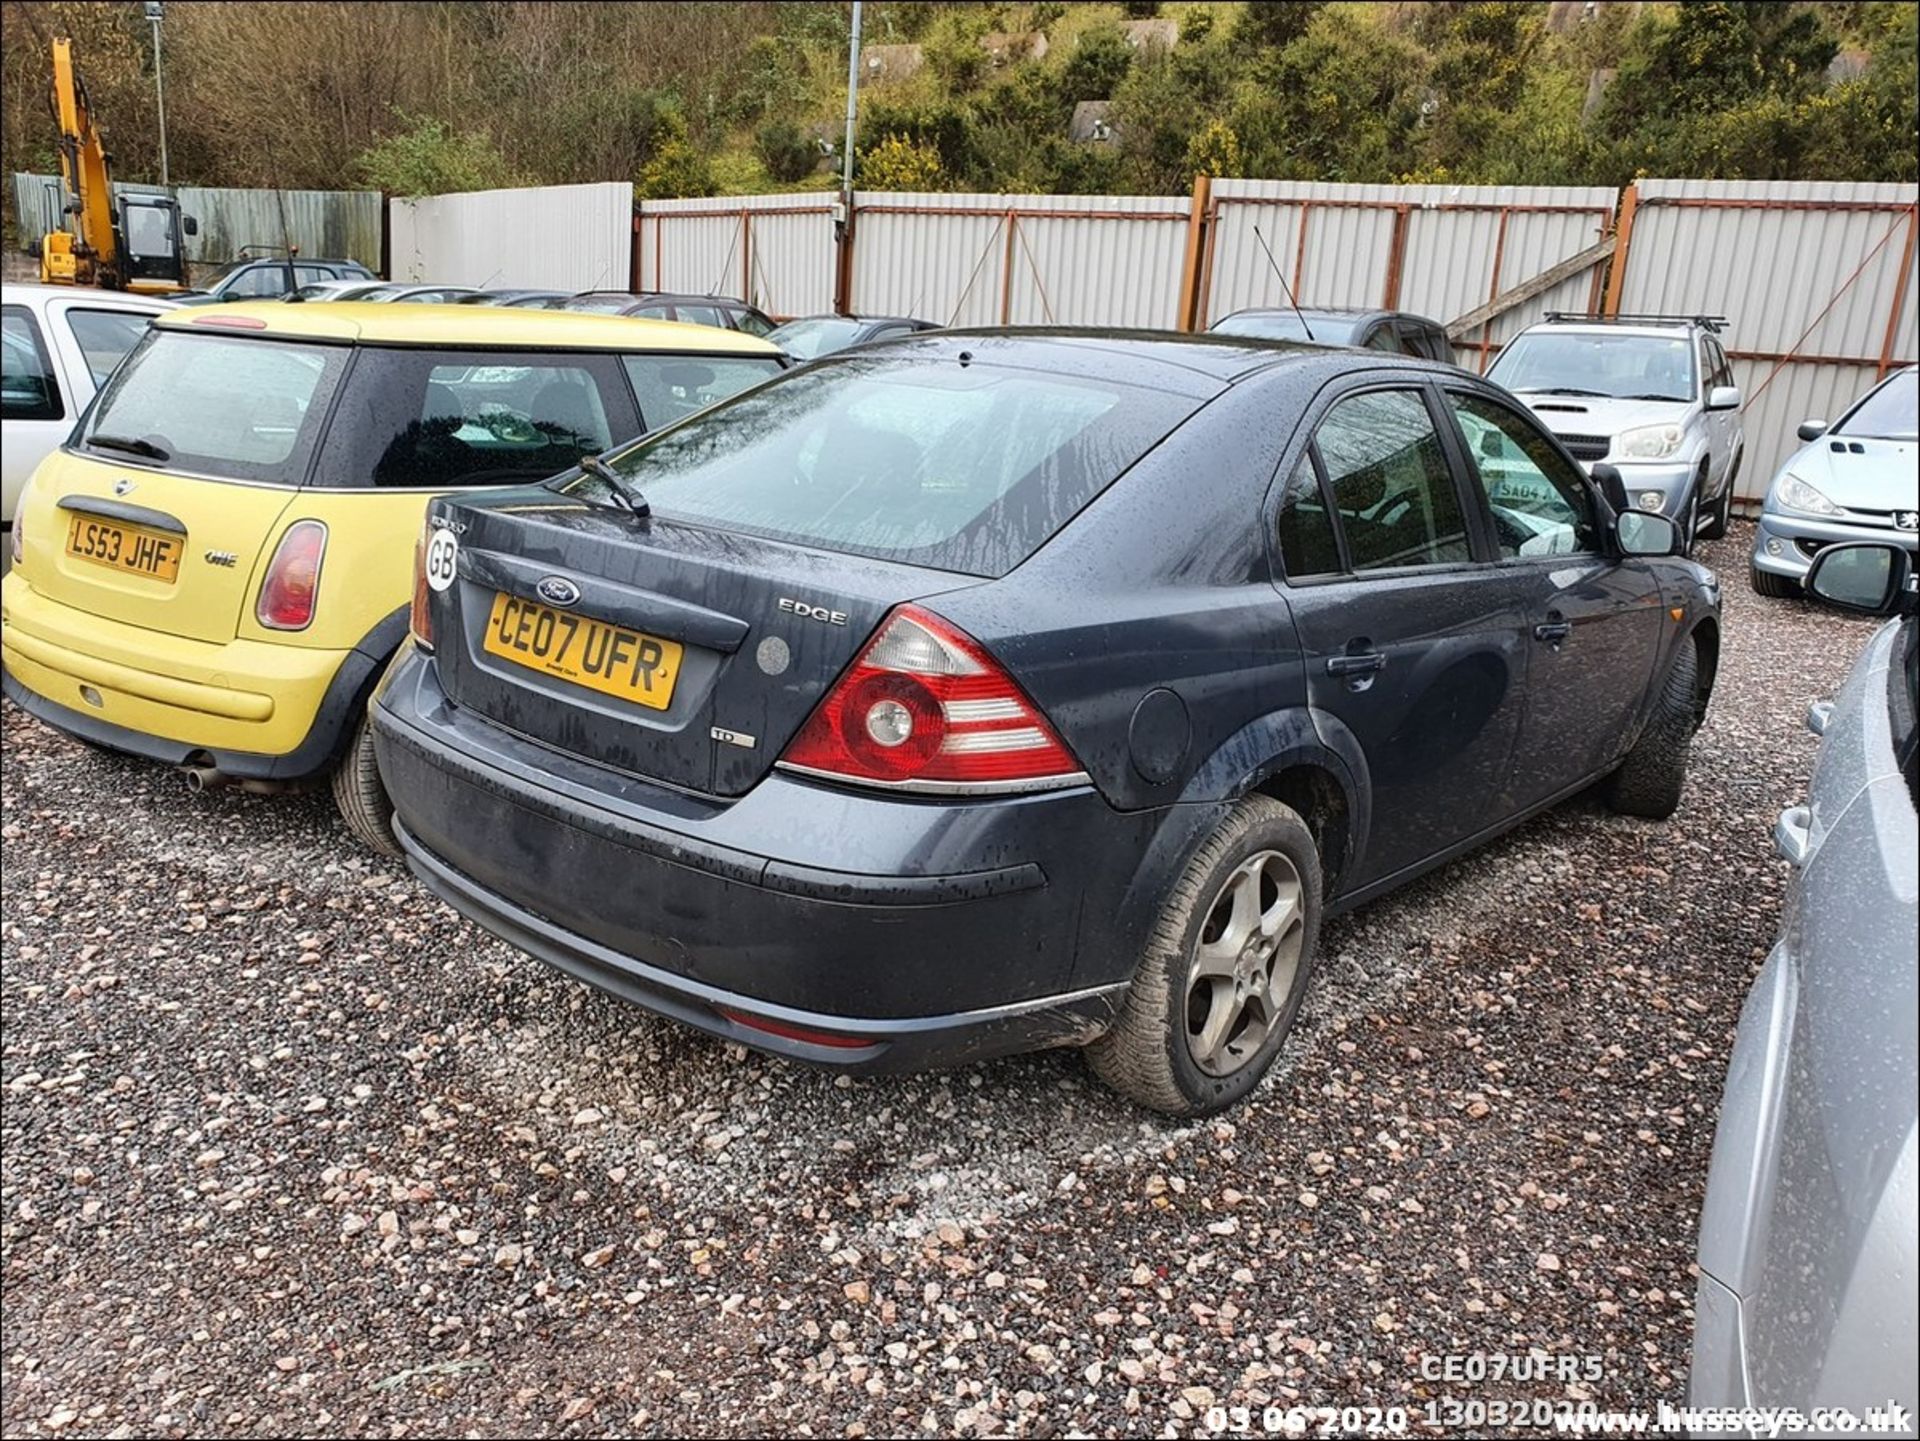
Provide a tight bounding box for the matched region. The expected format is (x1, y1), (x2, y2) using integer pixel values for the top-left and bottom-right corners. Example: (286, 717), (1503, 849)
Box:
(1692, 541), (1917, 1423)
(1751, 365), (1919, 598)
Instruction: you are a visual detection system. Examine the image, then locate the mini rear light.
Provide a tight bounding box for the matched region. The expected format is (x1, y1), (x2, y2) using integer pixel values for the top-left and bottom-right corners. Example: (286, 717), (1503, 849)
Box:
(190, 313), (269, 329)
(778, 605), (1087, 795)
(256, 520), (327, 630)
(408, 530), (434, 651)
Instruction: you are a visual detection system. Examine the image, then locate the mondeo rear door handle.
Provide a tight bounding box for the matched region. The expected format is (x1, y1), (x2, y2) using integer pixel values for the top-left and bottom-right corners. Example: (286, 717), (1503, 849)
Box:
(1533, 620), (1572, 645)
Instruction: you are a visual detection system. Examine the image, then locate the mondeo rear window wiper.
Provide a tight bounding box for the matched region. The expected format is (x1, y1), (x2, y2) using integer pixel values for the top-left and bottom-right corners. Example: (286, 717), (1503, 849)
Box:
(577, 454), (651, 518)
(88, 433), (171, 462)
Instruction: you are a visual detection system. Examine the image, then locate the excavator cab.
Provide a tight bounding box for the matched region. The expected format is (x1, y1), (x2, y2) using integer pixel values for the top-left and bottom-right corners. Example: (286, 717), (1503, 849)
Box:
(116, 193), (193, 290)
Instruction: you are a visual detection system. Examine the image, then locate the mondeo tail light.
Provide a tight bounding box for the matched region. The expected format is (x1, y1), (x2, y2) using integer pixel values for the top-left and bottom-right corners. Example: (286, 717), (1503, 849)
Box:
(408, 528), (433, 651)
(778, 605), (1087, 795)
(256, 520), (327, 630)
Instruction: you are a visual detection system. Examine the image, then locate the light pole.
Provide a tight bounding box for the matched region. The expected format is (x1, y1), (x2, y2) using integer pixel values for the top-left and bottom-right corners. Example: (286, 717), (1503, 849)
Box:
(833, 0), (861, 315)
(145, 0), (169, 185)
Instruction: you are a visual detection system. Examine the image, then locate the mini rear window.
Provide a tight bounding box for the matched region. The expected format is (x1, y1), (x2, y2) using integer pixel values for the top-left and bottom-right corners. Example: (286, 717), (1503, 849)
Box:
(78, 329), (346, 484)
(569, 355), (1197, 577)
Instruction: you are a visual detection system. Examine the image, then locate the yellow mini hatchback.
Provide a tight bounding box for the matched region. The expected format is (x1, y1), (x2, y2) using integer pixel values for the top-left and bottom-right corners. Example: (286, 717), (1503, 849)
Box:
(2, 301), (784, 850)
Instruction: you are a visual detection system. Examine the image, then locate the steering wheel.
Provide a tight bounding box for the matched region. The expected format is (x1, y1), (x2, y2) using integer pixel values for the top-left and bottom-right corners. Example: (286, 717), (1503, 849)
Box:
(474, 407), (538, 444)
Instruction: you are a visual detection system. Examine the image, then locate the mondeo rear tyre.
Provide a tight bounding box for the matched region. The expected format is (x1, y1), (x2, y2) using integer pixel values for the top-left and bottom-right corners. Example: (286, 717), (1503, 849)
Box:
(1088, 796), (1323, 1116)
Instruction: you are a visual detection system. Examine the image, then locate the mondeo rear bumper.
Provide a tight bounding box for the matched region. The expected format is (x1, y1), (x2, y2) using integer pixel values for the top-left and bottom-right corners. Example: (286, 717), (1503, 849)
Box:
(369, 648), (1164, 1072)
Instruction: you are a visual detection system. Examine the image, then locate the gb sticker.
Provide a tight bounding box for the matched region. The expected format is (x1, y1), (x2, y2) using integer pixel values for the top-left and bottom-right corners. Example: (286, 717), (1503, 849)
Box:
(424, 528), (459, 593)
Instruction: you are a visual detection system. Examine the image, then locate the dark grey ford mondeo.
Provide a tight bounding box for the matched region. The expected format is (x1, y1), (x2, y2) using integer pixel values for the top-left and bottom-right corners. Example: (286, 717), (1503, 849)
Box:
(371, 330), (1720, 1115)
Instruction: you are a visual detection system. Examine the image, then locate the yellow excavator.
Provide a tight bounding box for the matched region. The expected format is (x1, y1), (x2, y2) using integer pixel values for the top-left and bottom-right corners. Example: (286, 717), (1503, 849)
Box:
(39, 37), (194, 293)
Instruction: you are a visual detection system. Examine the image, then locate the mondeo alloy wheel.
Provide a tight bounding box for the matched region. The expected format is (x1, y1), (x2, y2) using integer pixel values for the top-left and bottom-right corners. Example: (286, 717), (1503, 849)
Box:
(1089, 795), (1324, 1115)
(1184, 850), (1306, 1077)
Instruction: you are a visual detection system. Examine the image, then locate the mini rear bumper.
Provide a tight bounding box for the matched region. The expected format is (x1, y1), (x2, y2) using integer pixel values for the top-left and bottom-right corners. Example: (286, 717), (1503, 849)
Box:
(371, 649), (1165, 1071)
(1, 571), (374, 778)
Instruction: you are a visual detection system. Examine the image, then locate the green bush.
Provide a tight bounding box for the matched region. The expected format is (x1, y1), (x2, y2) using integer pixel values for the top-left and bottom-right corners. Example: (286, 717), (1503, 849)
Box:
(1236, 2), (1325, 51)
(1061, 24), (1135, 101)
(1180, 7), (1217, 43)
(354, 112), (518, 196)
(755, 119), (819, 184)
(858, 133), (946, 190)
(635, 107), (713, 198)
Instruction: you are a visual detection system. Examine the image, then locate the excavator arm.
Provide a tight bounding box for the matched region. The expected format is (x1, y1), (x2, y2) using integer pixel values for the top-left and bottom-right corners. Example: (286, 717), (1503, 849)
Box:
(40, 37), (189, 293)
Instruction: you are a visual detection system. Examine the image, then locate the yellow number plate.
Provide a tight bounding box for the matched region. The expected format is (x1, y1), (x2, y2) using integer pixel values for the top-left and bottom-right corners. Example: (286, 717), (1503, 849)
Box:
(482, 592), (683, 711)
(64, 513), (183, 583)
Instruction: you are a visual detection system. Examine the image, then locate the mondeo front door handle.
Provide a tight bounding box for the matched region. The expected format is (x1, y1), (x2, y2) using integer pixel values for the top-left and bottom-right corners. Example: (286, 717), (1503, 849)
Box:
(1533, 621), (1572, 645)
(1326, 651), (1388, 676)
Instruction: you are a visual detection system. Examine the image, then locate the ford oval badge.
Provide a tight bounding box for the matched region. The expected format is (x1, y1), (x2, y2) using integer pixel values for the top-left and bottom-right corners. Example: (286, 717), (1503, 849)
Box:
(536, 576), (581, 607)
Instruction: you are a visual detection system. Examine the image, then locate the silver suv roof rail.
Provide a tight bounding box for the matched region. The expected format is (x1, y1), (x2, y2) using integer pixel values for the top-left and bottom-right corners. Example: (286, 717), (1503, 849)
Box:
(1544, 311), (1729, 334)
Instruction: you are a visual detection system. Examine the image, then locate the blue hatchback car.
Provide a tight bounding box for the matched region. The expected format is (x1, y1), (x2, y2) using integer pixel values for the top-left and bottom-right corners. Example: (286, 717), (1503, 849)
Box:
(371, 331), (1719, 1115)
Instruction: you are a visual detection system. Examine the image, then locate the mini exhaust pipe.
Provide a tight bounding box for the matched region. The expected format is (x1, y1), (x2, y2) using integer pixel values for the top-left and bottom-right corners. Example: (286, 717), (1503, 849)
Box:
(183, 765), (295, 796)
(183, 765), (231, 794)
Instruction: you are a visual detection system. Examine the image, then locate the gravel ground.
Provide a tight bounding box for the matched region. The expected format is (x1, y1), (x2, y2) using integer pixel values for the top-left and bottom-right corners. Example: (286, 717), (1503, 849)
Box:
(0, 525), (1888, 1439)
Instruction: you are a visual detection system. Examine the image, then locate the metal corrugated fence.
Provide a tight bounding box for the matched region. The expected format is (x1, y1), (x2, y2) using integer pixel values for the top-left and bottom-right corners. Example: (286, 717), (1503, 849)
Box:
(633, 191), (1193, 326)
(635, 193), (836, 317)
(387, 182), (633, 291)
(11, 172), (381, 277)
(1204, 180), (1619, 367)
(849, 191), (1192, 328)
(1611, 178), (1918, 499)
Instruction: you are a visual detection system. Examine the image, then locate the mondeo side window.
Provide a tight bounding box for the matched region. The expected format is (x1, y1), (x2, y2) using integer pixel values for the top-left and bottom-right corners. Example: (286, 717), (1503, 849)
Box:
(77, 330), (348, 484)
(1311, 389), (1472, 571)
(570, 356), (1197, 577)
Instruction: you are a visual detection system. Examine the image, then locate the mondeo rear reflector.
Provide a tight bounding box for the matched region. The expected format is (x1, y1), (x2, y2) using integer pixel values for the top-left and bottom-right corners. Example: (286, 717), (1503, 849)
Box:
(777, 605), (1087, 795)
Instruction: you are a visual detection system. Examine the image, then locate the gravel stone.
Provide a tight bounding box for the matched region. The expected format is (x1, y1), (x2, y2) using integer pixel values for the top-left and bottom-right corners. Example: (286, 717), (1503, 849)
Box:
(0, 529), (1875, 1435)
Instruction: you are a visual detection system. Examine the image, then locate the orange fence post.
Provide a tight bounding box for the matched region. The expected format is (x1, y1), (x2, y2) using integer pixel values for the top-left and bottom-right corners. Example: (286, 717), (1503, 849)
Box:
(1601, 182), (1639, 317)
(1176, 174), (1212, 332)
(1381, 205), (1411, 308)
(1879, 204), (1918, 379)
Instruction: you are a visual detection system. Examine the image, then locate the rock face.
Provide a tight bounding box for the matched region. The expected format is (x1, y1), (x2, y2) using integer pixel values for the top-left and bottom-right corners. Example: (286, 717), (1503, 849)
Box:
(1070, 101), (1122, 147)
(1120, 18), (1179, 53)
(858, 43), (924, 88)
(1826, 48), (1870, 84)
(980, 31), (1048, 67)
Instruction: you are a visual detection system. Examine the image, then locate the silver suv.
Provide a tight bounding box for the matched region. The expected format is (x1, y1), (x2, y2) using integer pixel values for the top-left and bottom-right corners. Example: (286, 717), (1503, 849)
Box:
(1488, 313), (1745, 545)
